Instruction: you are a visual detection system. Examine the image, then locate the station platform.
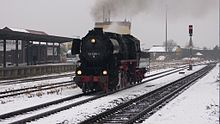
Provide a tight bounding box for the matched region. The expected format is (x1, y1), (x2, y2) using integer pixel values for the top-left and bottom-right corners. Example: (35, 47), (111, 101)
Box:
(0, 63), (75, 80)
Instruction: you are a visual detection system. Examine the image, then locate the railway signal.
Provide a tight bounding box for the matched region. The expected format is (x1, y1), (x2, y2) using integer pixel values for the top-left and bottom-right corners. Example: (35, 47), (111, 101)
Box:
(188, 25), (193, 70)
(189, 25), (193, 36)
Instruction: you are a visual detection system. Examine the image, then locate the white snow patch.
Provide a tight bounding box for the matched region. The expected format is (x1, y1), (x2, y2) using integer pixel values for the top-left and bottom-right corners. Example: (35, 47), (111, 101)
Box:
(143, 64), (219, 124)
(30, 65), (204, 124)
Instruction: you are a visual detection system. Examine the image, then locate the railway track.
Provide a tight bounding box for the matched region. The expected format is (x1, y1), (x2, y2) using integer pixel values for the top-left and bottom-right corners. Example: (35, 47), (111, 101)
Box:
(79, 63), (215, 124)
(0, 73), (74, 85)
(0, 81), (75, 99)
(144, 65), (186, 78)
(1, 92), (106, 124)
(0, 66), (186, 99)
(0, 92), (103, 124)
(0, 66), (189, 124)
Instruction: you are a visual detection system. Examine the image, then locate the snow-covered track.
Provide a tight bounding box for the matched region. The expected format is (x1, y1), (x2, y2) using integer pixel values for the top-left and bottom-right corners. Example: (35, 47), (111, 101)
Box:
(79, 63), (215, 124)
(144, 65), (187, 78)
(0, 93), (85, 120)
(4, 66), (188, 123)
(0, 73), (73, 85)
(7, 92), (105, 124)
(0, 81), (74, 98)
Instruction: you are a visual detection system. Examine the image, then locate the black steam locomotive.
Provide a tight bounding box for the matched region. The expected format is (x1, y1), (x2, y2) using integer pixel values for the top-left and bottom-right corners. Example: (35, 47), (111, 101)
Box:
(72, 28), (146, 93)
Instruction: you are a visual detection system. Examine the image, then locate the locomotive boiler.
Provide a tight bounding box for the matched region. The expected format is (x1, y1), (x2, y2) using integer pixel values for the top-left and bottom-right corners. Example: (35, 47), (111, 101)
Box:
(72, 28), (146, 93)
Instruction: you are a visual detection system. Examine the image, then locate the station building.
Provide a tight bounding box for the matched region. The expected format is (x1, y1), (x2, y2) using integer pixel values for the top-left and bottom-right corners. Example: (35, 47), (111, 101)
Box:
(0, 27), (72, 67)
(0, 27), (77, 79)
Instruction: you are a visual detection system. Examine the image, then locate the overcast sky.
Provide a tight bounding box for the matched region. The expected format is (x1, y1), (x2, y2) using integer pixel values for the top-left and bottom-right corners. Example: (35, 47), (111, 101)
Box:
(0, 0), (219, 49)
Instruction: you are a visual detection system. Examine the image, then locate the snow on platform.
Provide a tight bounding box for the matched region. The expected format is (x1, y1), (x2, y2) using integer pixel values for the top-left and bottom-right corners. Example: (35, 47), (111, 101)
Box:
(143, 64), (219, 124)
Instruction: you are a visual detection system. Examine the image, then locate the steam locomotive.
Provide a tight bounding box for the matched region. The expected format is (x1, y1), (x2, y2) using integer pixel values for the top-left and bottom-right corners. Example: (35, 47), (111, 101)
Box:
(72, 28), (146, 93)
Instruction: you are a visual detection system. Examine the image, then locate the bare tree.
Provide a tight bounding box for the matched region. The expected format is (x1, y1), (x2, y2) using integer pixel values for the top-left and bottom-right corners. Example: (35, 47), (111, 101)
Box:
(163, 39), (177, 52)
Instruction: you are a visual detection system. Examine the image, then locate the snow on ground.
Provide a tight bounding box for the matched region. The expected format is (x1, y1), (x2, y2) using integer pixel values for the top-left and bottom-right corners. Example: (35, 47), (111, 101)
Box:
(0, 86), (83, 115)
(144, 68), (173, 77)
(30, 65), (205, 124)
(0, 76), (73, 92)
(1, 94), (93, 124)
(0, 73), (76, 113)
(0, 65), (180, 116)
(143, 64), (219, 124)
(0, 72), (75, 84)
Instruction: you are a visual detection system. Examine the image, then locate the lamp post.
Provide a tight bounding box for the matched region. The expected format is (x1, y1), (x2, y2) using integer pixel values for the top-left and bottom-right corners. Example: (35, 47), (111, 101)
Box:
(165, 5), (168, 53)
(219, 0), (220, 81)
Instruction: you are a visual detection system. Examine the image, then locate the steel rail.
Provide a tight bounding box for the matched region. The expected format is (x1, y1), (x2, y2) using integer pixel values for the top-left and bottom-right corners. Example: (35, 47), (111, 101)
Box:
(144, 65), (186, 78)
(0, 73), (74, 85)
(79, 64), (215, 124)
(0, 81), (74, 99)
(126, 64), (215, 124)
(0, 80), (74, 95)
(6, 65), (188, 124)
(0, 93), (85, 120)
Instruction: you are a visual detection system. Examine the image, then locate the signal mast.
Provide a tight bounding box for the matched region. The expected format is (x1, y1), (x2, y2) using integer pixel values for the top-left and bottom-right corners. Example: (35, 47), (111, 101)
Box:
(188, 25), (193, 70)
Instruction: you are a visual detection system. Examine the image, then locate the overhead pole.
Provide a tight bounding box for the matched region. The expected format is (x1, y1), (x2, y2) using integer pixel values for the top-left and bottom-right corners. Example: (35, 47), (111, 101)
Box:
(165, 4), (168, 53)
(219, 0), (220, 81)
(103, 7), (105, 22)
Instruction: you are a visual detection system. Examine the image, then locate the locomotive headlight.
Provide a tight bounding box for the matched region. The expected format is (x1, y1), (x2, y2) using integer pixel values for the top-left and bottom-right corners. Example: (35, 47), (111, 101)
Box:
(102, 70), (108, 75)
(91, 38), (96, 44)
(76, 70), (82, 75)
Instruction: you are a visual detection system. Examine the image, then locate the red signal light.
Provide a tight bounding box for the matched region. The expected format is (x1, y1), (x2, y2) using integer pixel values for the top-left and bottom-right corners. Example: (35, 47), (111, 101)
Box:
(189, 25), (193, 36)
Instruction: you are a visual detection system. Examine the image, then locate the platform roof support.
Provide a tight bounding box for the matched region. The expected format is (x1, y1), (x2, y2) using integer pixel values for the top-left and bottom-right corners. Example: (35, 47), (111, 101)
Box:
(16, 40), (19, 66)
(46, 42), (48, 63)
(3, 39), (6, 68)
(52, 42), (55, 63)
(37, 41), (41, 64)
(58, 43), (61, 62)
(26, 41), (30, 65)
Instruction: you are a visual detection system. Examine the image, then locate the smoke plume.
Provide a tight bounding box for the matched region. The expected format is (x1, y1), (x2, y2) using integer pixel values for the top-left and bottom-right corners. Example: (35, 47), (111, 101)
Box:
(91, 0), (152, 21)
(91, 0), (217, 21)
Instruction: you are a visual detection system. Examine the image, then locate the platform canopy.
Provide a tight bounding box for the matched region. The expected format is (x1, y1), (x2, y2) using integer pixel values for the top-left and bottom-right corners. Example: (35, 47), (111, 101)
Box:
(0, 27), (75, 43)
